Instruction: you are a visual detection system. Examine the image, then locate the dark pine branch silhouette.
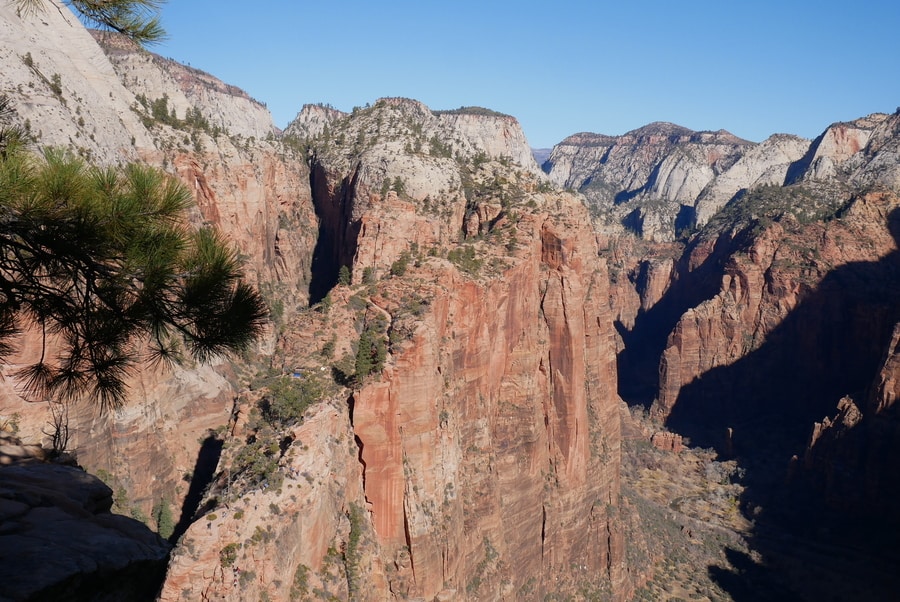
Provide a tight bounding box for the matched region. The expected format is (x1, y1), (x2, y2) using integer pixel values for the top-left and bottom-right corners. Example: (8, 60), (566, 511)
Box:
(0, 141), (267, 410)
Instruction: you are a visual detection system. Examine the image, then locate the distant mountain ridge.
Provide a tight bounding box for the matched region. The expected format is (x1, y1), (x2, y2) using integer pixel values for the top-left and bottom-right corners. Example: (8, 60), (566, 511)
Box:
(543, 113), (899, 241)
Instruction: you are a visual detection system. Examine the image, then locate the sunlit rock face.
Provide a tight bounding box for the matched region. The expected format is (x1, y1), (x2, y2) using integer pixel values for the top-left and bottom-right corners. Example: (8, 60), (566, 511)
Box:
(160, 97), (633, 601)
(544, 123), (754, 241)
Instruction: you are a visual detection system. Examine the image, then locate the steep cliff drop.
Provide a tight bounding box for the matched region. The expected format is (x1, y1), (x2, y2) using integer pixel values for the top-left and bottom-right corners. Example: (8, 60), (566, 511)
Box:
(628, 189), (900, 599)
(159, 99), (634, 601)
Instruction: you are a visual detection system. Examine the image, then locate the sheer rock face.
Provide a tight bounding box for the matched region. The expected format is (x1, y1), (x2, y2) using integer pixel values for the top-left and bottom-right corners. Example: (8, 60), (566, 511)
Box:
(157, 402), (381, 602)
(0, 0), (317, 538)
(349, 210), (627, 600)
(0, 0), (154, 162)
(234, 98), (628, 599)
(158, 197), (630, 600)
(848, 112), (900, 191)
(788, 113), (896, 186)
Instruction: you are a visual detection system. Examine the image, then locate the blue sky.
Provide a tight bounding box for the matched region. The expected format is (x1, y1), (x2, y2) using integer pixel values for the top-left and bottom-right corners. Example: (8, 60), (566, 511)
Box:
(156, 1), (900, 148)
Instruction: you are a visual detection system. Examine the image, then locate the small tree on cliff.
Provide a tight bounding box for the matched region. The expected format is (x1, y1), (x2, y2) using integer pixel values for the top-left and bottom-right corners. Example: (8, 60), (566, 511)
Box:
(0, 143), (267, 410)
(15, 0), (166, 47)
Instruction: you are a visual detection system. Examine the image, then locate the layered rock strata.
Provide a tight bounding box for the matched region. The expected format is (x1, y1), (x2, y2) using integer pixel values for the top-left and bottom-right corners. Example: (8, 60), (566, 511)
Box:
(0, 0), (317, 546)
(544, 123), (753, 241)
(655, 191), (900, 431)
(161, 99), (632, 600)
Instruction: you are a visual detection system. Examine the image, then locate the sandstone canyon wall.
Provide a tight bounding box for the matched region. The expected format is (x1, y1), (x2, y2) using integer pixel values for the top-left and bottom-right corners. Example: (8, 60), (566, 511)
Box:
(3, 2), (900, 600)
(0, 10), (634, 599)
(161, 99), (632, 601)
(605, 114), (900, 599)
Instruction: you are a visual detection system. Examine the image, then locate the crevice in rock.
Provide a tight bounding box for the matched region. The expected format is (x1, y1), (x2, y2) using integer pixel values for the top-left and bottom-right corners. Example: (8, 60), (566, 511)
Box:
(403, 505), (416, 583)
(540, 504), (546, 558)
(347, 393), (369, 501)
(307, 159), (362, 304)
(354, 435), (366, 494)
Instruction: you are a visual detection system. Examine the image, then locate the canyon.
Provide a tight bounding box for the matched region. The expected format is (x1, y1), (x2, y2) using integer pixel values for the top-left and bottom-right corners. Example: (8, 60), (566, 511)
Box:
(1, 2), (899, 601)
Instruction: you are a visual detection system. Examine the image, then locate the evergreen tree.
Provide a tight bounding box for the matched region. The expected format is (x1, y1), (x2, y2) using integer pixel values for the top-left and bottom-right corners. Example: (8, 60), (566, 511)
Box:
(152, 498), (174, 540)
(16, 0), (166, 47)
(337, 265), (351, 286)
(0, 143), (267, 409)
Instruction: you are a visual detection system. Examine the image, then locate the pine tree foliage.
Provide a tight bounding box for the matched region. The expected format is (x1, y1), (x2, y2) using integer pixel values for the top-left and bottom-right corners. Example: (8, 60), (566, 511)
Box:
(0, 145), (267, 410)
(15, 0), (166, 47)
(0, 95), (28, 157)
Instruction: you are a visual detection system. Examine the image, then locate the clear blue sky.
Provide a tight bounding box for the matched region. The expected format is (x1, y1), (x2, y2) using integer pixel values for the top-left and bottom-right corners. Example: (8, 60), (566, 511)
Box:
(155, 1), (899, 148)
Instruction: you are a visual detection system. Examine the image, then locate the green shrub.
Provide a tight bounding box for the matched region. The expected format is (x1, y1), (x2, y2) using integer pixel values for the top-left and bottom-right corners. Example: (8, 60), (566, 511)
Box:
(345, 503), (365, 597)
(152, 498), (175, 540)
(362, 266), (376, 284)
(289, 564), (310, 600)
(355, 323), (387, 380)
(220, 543), (239, 567)
(448, 245), (483, 275)
(337, 265), (351, 286)
(390, 252), (410, 277)
(261, 376), (322, 427)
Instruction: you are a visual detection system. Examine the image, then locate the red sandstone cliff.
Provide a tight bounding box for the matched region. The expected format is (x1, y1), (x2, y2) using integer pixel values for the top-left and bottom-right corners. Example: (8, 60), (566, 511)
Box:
(348, 209), (626, 599)
(654, 190), (900, 428)
(0, 4), (318, 542)
(159, 94), (633, 598)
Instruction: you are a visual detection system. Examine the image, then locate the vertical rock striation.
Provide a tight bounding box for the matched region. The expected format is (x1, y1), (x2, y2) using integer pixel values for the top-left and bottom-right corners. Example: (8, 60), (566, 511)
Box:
(350, 208), (626, 599)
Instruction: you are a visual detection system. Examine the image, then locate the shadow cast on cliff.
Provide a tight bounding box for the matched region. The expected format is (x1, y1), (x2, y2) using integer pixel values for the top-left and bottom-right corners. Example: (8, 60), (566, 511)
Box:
(171, 434), (223, 543)
(616, 230), (738, 408)
(307, 161), (361, 305)
(665, 208), (900, 600)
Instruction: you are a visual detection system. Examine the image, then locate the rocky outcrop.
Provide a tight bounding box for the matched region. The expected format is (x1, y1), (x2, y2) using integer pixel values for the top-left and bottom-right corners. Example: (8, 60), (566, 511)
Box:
(650, 431), (683, 453)
(294, 97), (543, 177)
(93, 31), (275, 141)
(693, 133), (810, 226)
(656, 190), (900, 429)
(788, 113), (891, 185)
(160, 98), (632, 600)
(544, 123), (752, 241)
(0, 459), (170, 601)
(284, 103), (347, 140)
(157, 401), (377, 601)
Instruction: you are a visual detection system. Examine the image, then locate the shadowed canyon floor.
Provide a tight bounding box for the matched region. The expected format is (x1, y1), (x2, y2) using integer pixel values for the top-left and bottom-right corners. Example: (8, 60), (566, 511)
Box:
(616, 202), (900, 601)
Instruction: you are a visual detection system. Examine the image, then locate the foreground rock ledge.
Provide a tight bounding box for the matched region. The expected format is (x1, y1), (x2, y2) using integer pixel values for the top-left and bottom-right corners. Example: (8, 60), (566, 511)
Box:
(0, 462), (170, 602)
